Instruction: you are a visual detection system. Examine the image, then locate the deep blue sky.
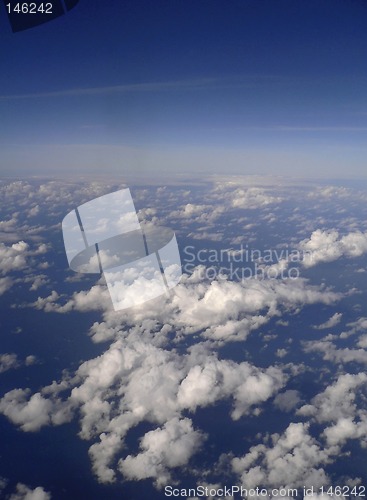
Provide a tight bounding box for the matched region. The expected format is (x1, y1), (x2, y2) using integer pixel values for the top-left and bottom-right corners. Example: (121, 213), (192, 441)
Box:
(1, 0), (367, 179)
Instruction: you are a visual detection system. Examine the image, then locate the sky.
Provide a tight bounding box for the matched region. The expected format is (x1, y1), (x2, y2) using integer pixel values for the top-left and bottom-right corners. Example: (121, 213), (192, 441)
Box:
(1, 0), (367, 179)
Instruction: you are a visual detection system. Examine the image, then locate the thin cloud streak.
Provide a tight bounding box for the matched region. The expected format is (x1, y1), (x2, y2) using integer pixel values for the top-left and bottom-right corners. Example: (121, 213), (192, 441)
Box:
(0, 78), (228, 100)
(0, 75), (285, 100)
(220, 125), (367, 133)
(274, 125), (367, 132)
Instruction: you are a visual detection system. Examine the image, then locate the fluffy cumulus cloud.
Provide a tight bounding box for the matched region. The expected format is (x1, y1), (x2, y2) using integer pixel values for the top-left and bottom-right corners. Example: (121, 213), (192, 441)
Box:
(177, 358), (285, 420)
(297, 373), (367, 424)
(254, 227), (367, 276)
(187, 230), (225, 242)
(303, 339), (367, 365)
(0, 353), (19, 373)
(323, 417), (367, 448)
(273, 390), (302, 412)
(0, 352), (37, 374)
(6, 234), (345, 487)
(0, 337), (287, 485)
(30, 285), (111, 313)
(299, 229), (367, 267)
(80, 342), (286, 483)
(119, 417), (204, 487)
(3, 178), (367, 494)
(0, 241), (29, 274)
(169, 203), (225, 224)
(313, 312), (342, 330)
(0, 237), (49, 300)
(211, 181), (282, 210)
(297, 373), (367, 448)
(0, 276), (13, 295)
(232, 422), (331, 490)
(31, 266), (340, 346)
(298, 372), (367, 453)
(0, 388), (72, 432)
(307, 185), (367, 202)
(231, 187), (282, 209)
(9, 483), (51, 500)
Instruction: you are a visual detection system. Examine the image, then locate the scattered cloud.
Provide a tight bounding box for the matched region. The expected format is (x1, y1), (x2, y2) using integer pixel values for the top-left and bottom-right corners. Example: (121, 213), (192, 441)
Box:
(232, 422), (330, 490)
(30, 267), (340, 347)
(299, 229), (367, 267)
(297, 372), (367, 424)
(119, 417), (204, 488)
(273, 390), (302, 412)
(0, 338), (287, 484)
(0, 277), (13, 296)
(0, 78), (221, 100)
(0, 241), (29, 274)
(313, 312), (342, 330)
(297, 373), (367, 448)
(231, 187), (282, 209)
(303, 340), (367, 365)
(0, 389), (73, 432)
(1, 178), (367, 493)
(0, 353), (19, 374)
(9, 483), (51, 500)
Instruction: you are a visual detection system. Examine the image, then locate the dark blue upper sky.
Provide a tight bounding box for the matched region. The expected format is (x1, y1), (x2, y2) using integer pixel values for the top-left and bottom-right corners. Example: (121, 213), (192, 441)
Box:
(1, 0), (367, 179)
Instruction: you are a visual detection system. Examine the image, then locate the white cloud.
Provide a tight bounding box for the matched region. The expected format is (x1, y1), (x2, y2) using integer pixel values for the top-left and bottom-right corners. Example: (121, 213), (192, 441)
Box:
(313, 312), (342, 330)
(0, 276), (13, 295)
(231, 187), (282, 209)
(253, 227), (367, 274)
(169, 203), (225, 225)
(0, 389), (73, 432)
(211, 182), (282, 210)
(187, 231), (224, 242)
(273, 390), (301, 412)
(232, 422), (330, 490)
(29, 266), (340, 347)
(9, 483), (51, 500)
(297, 372), (367, 422)
(323, 417), (367, 447)
(307, 185), (367, 203)
(0, 238), (49, 284)
(303, 340), (367, 365)
(28, 275), (49, 291)
(30, 285), (111, 313)
(297, 373), (367, 449)
(299, 229), (367, 267)
(275, 348), (288, 358)
(25, 355), (38, 366)
(357, 334), (367, 348)
(28, 205), (40, 217)
(119, 417), (204, 488)
(0, 336), (288, 485)
(0, 241), (29, 274)
(177, 358), (285, 420)
(2, 178), (365, 493)
(0, 353), (19, 373)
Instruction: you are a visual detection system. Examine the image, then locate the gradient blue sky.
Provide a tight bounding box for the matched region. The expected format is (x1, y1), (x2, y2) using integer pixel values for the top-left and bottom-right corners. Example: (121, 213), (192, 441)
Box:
(1, 0), (367, 179)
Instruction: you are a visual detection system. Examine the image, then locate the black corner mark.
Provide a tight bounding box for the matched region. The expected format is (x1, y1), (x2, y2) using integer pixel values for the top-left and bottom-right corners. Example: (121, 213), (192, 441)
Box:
(3, 0), (80, 33)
